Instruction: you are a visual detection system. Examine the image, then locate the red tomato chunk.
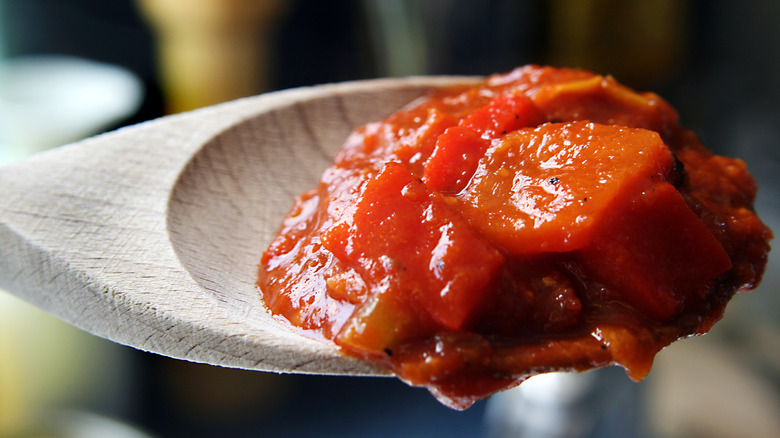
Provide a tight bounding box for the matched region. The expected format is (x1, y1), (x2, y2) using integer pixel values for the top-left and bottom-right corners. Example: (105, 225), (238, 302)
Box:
(258, 65), (772, 409)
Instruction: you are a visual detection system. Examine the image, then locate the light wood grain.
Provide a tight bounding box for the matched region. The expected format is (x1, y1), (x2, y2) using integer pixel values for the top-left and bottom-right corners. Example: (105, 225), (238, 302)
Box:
(0, 76), (479, 376)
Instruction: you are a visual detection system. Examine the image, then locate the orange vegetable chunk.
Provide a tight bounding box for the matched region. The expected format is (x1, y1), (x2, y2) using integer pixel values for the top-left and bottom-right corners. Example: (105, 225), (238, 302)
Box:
(581, 181), (733, 319)
(456, 121), (675, 254)
(422, 126), (488, 193)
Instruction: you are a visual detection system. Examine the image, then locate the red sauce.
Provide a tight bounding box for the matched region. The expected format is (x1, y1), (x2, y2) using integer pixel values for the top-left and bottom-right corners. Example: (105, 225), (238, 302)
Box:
(258, 66), (772, 409)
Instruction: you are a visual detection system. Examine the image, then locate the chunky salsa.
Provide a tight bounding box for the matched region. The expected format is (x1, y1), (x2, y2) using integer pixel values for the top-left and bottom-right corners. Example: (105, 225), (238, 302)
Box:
(258, 66), (772, 409)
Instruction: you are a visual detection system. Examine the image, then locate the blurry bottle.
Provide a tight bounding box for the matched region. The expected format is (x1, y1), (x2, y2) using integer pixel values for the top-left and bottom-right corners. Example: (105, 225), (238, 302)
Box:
(546, 0), (689, 89)
(137, 0), (289, 114)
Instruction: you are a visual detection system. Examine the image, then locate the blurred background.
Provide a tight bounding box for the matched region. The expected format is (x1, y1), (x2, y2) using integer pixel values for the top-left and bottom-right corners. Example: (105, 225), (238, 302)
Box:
(0, 0), (778, 437)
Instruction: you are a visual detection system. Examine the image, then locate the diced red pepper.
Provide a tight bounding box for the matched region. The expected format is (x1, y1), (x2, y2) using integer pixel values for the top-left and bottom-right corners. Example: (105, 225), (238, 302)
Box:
(423, 94), (545, 193)
(422, 126), (488, 193)
(460, 93), (545, 139)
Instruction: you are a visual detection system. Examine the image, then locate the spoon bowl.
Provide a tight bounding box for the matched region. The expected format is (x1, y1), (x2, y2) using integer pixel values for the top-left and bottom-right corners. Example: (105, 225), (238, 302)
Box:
(0, 76), (478, 376)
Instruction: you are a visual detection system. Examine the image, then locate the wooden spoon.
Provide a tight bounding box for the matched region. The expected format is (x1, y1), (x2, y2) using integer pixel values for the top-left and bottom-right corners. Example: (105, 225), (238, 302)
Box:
(0, 76), (478, 376)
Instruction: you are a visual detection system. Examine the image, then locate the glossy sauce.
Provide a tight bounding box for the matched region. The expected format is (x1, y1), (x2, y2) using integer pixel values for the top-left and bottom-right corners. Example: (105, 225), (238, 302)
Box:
(258, 66), (772, 409)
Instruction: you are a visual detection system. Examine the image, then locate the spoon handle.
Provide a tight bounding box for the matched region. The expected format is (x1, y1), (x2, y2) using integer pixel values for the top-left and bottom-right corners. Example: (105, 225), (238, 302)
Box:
(0, 97), (257, 360)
